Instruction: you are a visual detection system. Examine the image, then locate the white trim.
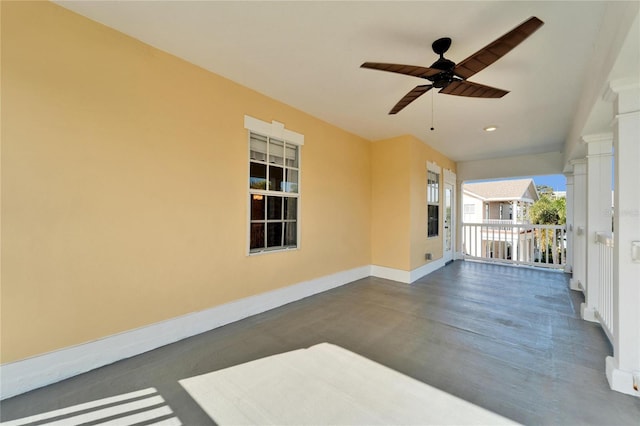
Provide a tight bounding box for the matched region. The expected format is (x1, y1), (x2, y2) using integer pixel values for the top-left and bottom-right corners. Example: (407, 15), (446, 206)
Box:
(371, 258), (446, 284)
(603, 77), (640, 102)
(609, 110), (640, 128)
(244, 115), (304, 146)
(426, 160), (441, 174)
(0, 265), (369, 400)
(581, 133), (614, 145)
(370, 265), (411, 283)
(606, 356), (640, 397)
(443, 168), (456, 185)
(409, 258), (446, 283)
(580, 303), (599, 323)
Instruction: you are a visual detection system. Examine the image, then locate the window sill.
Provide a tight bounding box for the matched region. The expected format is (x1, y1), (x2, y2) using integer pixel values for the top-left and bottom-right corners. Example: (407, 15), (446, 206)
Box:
(248, 246), (299, 256)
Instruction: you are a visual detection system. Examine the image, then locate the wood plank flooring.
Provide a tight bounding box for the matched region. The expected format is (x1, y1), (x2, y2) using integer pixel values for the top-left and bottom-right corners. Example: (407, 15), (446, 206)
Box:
(2, 261), (638, 425)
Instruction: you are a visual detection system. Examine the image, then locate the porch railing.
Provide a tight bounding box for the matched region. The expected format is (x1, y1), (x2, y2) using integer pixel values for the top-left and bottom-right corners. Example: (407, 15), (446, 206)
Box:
(462, 222), (567, 270)
(595, 232), (614, 341)
(482, 219), (531, 225)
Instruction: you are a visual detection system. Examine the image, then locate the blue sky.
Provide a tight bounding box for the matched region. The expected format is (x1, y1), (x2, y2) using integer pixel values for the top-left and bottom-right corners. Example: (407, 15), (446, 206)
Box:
(528, 174), (566, 191)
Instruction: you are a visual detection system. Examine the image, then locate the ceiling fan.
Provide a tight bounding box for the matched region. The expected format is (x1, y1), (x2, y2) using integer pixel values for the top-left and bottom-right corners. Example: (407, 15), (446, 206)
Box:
(361, 17), (544, 114)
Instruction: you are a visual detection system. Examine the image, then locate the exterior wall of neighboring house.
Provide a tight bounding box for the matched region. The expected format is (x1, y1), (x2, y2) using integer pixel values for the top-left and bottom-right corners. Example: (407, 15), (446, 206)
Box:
(462, 179), (539, 261)
(462, 191), (484, 223)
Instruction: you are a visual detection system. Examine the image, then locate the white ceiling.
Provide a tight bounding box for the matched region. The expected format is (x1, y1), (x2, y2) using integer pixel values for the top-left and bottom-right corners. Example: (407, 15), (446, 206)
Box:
(55, 1), (636, 164)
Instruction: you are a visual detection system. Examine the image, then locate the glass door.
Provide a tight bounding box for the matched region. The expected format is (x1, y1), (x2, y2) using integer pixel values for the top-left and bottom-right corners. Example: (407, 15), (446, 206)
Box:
(444, 183), (453, 263)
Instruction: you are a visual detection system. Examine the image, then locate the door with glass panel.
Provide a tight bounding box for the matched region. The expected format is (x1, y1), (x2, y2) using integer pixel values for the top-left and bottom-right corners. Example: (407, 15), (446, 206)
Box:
(443, 183), (454, 263)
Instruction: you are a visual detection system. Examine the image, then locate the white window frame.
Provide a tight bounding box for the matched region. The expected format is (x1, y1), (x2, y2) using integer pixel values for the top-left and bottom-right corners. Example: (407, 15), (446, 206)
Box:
(463, 203), (475, 223)
(427, 161), (441, 238)
(245, 115), (304, 255)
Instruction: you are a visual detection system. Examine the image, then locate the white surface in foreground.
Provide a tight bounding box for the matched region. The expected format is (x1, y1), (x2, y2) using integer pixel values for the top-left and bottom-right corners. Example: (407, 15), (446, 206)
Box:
(179, 343), (519, 425)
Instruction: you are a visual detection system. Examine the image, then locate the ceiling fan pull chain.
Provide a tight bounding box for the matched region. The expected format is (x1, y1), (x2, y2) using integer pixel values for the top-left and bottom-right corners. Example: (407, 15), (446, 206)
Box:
(430, 90), (435, 131)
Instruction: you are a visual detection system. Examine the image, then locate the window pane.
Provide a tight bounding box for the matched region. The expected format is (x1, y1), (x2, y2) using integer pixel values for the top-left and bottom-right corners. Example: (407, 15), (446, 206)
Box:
(250, 194), (265, 220)
(285, 144), (298, 168)
(284, 197), (297, 220)
(434, 174), (440, 202)
(267, 222), (283, 247)
(284, 222), (297, 246)
(250, 162), (267, 190)
(250, 133), (268, 162)
(427, 171), (440, 203)
(250, 223), (265, 250)
(428, 205), (439, 237)
(285, 169), (298, 193)
(267, 196), (282, 220)
(269, 139), (284, 165)
(269, 165), (284, 191)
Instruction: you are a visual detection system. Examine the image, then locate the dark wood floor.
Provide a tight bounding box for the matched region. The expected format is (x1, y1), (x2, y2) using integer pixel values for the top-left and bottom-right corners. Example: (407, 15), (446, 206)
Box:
(2, 261), (639, 425)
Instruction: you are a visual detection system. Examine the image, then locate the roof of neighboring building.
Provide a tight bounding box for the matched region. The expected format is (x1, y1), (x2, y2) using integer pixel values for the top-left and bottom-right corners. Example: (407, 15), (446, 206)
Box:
(463, 179), (539, 202)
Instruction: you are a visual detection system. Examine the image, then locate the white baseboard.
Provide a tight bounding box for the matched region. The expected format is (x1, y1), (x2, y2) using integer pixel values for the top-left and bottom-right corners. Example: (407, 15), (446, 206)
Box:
(370, 265), (411, 283)
(580, 303), (599, 323)
(569, 278), (583, 292)
(370, 258), (446, 284)
(0, 265), (370, 400)
(409, 259), (446, 283)
(606, 356), (640, 397)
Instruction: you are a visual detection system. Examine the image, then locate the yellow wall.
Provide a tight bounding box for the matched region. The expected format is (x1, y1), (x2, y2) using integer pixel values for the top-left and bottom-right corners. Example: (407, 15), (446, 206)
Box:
(1, 1), (457, 364)
(371, 135), (456, 272)
(371, 136), (411, 270)
(1, 1), (372, 363)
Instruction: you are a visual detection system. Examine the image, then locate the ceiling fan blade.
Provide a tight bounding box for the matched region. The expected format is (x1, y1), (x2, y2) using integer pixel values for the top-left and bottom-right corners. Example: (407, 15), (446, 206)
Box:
(454, 16), (544, 80)
(389, 85), (433, 114)
(439, 80), (508, 98)
(361, 62), (441, 79)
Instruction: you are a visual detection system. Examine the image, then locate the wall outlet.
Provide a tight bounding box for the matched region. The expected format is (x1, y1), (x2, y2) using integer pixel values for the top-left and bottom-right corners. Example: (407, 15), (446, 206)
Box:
(425, 253), (432, 260)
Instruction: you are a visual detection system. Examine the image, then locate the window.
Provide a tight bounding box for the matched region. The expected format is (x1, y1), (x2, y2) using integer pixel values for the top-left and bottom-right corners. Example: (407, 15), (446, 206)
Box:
(427, 164), (440, 238)
(463, 204), (475, 223)
(245, 116), (303, 254)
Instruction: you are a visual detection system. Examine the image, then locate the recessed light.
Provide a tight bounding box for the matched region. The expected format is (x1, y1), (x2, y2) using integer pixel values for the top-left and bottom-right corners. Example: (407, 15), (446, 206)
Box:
(484, 126), (498, 132)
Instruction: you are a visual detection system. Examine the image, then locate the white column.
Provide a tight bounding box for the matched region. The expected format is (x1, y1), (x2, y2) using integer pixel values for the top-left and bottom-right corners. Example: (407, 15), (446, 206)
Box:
(581, 134), (613, 322)
(605, 79), (640, 397)
(564, 174), (574, 274)
(570, 160), (587, 293)
(512, 201), (517, 223)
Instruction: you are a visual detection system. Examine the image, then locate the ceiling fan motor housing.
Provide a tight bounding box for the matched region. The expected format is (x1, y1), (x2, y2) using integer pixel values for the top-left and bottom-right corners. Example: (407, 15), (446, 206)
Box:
(429, 37), (456, 87)
(428, 59), (456, 88)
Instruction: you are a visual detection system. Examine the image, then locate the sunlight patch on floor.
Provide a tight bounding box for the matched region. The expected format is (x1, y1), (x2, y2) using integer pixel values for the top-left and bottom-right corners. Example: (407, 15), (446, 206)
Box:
(0, 387), (180, 426)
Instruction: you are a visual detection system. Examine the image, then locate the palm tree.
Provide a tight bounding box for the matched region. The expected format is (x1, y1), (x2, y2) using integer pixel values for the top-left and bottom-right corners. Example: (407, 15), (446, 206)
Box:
(529, 193), (566, 264)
